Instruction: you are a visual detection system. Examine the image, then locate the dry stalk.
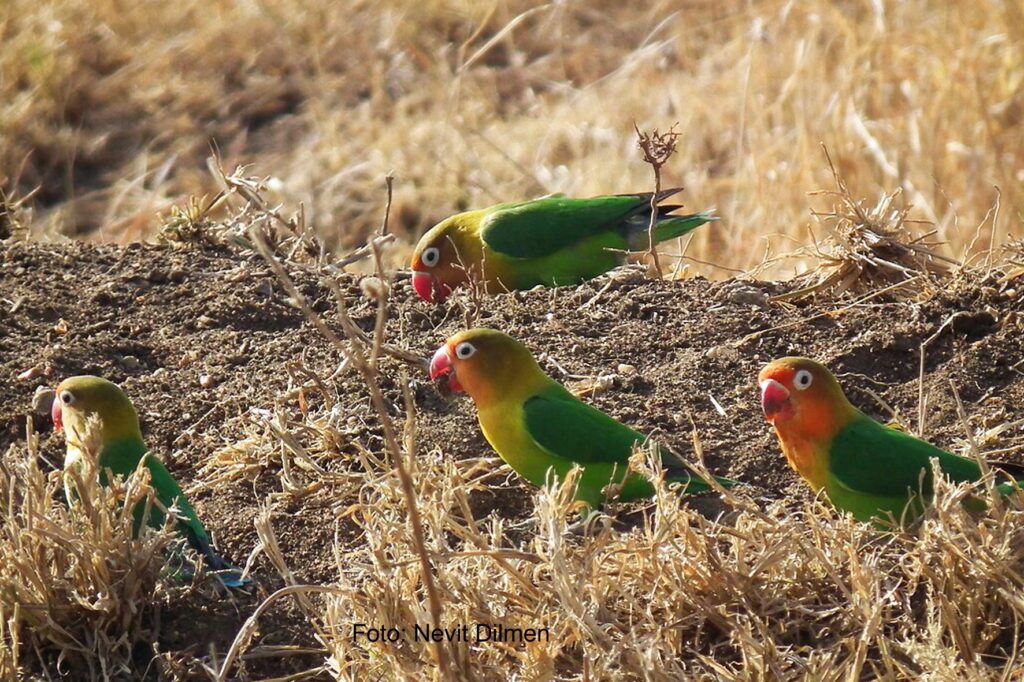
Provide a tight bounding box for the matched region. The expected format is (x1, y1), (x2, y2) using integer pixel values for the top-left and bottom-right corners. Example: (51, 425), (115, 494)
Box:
(635, 123), (681, 280)
(917, 311), (972, 438)
(0, 186), (34, 241)
(319, 275), (452, 677)
(217, 583), (347, 682)
(248, 181), (453, 678)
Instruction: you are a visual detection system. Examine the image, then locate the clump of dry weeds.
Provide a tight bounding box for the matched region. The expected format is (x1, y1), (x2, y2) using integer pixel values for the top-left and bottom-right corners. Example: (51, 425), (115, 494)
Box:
(776, 149), (959, 301)
(0, 420), (177, 678)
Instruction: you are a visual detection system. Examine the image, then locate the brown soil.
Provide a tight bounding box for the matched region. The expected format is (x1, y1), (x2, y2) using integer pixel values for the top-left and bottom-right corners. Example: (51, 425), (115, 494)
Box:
(2, 241), (1022, 679)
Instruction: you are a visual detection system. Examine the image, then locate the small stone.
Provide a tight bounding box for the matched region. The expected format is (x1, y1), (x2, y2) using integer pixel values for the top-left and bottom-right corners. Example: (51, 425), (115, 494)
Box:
(360, 276), (388, 301)
(705, 345), (740, 362)
(18, 365), (45, 381)
(720, 283), (770, 308)
(119, 355), (142, 370)
(196, 315), (215, 329)
(199, 374), (218, 389)
(570, 374), (616, 398)
(617, 363), (637, 375)
(32, 386), (55, 414)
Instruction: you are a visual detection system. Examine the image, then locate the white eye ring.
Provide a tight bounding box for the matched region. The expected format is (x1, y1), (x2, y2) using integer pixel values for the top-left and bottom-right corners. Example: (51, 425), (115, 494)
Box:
(455, 341), (476, 360)
(60, 390), (75, 405)
(422, 247), (440, 268)
(793, 369), (813, 391)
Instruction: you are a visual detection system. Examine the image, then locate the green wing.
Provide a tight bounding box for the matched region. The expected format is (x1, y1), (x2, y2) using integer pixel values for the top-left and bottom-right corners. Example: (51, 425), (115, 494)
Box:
(522, 387), (737, 489)
(140, 454), (211, 542)
(522, 386), (649, 465)
(98, 439), (207, 540)
(97, 441), (249, 585)
(480, 190), (680, 259)
(829, 416), (982, 497)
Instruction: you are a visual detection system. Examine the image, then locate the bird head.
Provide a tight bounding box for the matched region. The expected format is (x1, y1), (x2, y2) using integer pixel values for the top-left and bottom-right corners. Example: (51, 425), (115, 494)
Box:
(758, 357), (855, 440)
(429, 328), (543, 405)
(52, 376), (143, 446)
(410, 215), (479, 303)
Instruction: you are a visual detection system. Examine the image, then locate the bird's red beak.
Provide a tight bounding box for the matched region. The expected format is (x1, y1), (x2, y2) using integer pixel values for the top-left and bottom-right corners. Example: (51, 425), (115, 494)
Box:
(429, 345), (463, 393)
(760, 378), (792, 422)
(412, 271), (452, 303)
(51, 391), (63, 432)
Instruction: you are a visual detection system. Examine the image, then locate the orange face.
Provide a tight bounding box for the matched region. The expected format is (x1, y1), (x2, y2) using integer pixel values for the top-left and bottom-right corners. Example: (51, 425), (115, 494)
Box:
(757, 357), (852, 442)
(428, 328), (541, 406)
(429, 335), (471, 394)
(410, 223), (474, 303)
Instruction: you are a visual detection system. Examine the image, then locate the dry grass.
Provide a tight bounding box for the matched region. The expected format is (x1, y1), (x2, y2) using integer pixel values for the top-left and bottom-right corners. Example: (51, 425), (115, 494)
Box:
(772, 147), (959, 301)
(0, 419), (178, 679)
(5, 1), (1024, 678)
(2, 0), (1022, 276)
(215, 402), (1024, 679)
(185, 201), (1024, 679)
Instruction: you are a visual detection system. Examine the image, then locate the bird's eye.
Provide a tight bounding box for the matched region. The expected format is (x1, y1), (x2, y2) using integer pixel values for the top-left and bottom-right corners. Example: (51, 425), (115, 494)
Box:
(455, 341), (476, 360)
(422, 247), (440, 268)
(60, 390), (75, 405)
(793, 369), (813, 390)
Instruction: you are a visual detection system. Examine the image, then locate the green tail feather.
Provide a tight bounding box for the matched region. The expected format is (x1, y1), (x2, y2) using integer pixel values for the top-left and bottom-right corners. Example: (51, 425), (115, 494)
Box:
(186, 526), (253, 588)
(654, 211), (717, 242)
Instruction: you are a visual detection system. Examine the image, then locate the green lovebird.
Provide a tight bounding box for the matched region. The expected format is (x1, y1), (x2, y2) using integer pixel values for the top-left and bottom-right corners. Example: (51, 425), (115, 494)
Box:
(51, 376), (250, 587)
(429, 329), (737, 507)
(410, 189), (715, 302)
(759, 357), (1023, 524)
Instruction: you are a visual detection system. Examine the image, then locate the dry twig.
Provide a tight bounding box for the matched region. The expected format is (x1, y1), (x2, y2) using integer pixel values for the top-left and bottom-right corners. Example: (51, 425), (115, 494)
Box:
(635, 123), (681, 280)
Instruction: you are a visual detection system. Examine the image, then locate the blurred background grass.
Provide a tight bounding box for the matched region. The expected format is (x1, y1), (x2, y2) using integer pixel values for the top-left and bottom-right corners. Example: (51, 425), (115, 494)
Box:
(1, 0), (1022, 276)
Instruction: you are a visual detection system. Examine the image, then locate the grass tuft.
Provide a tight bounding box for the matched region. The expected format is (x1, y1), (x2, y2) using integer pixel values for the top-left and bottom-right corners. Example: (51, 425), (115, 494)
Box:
(776, 147), (958, 301)
(0, 419), (175, 678)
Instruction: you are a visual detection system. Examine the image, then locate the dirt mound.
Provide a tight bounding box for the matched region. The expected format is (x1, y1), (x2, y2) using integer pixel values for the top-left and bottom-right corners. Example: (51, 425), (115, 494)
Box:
(1, 241), (1022, 677)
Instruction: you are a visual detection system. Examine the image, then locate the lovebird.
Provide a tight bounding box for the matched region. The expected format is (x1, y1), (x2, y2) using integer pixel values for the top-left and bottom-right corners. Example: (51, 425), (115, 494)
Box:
(429, 329), (737, 507)
(410, 189), (715, 302)
(759, 357), (1023, 523)
(51, 376), (250, 587)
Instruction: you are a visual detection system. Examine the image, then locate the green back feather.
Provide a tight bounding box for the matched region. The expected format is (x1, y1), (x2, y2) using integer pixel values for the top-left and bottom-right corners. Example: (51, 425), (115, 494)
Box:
(99, 439), (210, 545)
(828, 415), (983, 498)
(480, 190), (684, 259)
(522, 384), (736, 489)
